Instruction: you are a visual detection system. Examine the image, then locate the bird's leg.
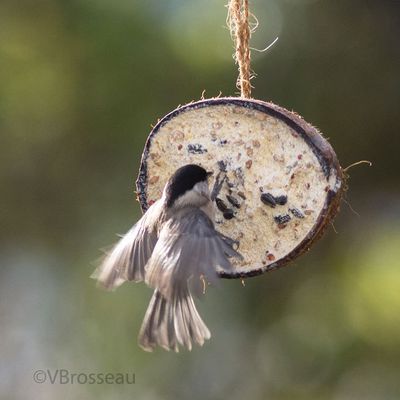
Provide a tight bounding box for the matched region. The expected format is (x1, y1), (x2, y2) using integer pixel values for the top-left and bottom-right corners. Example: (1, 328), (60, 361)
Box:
(210, 171), (226, 201)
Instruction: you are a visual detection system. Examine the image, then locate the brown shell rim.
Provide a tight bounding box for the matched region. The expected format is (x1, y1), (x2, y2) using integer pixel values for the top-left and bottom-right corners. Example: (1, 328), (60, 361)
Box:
(136, 97), (344, 279)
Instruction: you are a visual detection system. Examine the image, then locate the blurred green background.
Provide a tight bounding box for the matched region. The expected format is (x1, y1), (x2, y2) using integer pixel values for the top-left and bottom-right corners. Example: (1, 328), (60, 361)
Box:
(1, 0), (399, 399)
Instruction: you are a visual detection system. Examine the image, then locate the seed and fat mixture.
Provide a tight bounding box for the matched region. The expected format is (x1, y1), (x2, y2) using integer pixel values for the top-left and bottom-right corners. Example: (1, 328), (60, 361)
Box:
(137, 99), (342, 278)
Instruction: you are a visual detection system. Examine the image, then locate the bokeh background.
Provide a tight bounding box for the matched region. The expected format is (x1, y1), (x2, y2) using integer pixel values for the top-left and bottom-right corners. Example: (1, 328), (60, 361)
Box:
(1, 0), (399, 399)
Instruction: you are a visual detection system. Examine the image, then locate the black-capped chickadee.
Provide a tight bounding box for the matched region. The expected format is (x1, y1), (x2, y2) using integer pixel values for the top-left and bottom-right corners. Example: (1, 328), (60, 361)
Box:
(92, 164), (243, 352)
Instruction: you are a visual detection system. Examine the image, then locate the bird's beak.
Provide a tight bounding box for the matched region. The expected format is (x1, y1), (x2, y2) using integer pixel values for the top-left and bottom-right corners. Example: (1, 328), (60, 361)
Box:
(206, 171), (213, 178)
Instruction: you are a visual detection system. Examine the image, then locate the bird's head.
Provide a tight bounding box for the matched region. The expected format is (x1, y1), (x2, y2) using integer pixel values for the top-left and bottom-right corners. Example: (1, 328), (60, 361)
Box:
(164, 164), (213, 209)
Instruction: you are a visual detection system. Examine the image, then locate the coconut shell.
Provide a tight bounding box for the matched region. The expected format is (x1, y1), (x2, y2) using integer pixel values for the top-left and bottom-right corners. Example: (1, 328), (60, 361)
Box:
(136, 98), (344, 279)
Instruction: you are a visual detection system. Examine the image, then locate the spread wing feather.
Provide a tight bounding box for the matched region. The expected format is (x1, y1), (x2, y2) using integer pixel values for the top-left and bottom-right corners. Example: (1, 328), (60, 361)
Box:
(92, 211), (158, 290)
(145, 208), (243, 300)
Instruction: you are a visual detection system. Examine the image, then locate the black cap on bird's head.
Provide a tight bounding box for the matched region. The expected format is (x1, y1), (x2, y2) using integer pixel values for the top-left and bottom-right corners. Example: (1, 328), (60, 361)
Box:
(165, 164), (212, 208)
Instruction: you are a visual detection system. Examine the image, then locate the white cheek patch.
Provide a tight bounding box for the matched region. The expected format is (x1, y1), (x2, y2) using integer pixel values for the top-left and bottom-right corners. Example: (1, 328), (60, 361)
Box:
(173, 186), (207, 209)
(193, 181), (210, 197)
(136, 98), (344, 279)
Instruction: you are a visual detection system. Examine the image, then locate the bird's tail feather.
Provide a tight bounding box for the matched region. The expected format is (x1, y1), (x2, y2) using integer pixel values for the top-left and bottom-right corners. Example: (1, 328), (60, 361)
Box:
(138, 289), (210, 352)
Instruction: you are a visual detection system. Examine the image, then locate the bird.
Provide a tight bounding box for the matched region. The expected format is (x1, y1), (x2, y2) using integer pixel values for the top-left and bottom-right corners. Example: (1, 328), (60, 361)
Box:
(92, 164), (243, 352)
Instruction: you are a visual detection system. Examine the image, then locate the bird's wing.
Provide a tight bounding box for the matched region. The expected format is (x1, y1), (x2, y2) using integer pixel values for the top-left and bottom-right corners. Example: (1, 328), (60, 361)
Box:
(91, 208), (159, 290)
(145, 208), (243, 299)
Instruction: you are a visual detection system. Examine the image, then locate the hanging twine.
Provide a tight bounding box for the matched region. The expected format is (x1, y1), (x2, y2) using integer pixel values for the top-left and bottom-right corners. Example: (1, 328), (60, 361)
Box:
(227, 0), (253, 98)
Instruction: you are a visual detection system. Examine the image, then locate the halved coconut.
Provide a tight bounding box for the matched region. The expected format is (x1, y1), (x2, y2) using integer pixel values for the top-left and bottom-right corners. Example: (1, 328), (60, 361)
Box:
(136, 98), (344, 278)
